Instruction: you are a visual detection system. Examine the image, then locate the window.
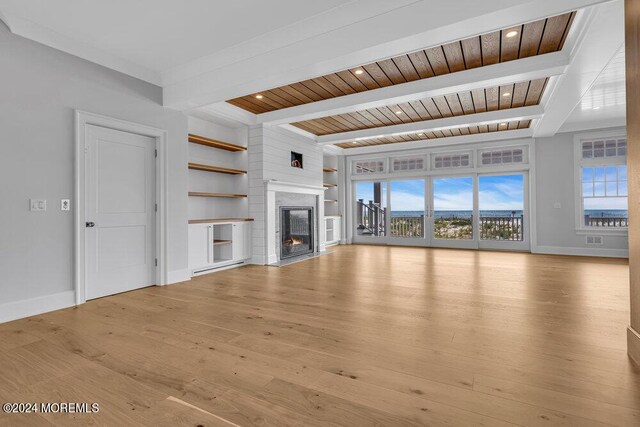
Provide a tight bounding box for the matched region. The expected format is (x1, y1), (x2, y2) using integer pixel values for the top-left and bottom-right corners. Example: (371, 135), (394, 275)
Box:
(391, 156), (425, 172)
(480, 148), (525, 166)
(353, 159), (385, 174)
(432, 153), (471, 169)
(576, 135), (628, 229)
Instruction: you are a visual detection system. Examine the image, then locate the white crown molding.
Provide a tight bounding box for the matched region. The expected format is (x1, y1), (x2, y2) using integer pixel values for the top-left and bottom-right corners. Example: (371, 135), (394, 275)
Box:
(0, 12), (161, 85)
(318, 105), (543, 145)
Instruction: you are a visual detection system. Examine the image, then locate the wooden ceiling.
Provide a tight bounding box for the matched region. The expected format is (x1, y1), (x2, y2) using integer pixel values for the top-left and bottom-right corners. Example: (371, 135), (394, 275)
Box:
(292, 78), (547, 135)
(227, 12), (575, 115)
(336, 120), (531, 149)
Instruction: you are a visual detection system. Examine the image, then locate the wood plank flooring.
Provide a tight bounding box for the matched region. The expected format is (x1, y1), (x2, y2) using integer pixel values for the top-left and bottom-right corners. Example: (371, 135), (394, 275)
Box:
(1, 245), (639, 426)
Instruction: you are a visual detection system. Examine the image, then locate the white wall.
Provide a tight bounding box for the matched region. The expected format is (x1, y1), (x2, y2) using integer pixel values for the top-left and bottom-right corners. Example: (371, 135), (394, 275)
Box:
(534, 127), (628, 256)
(187, 116), (248, 220)
(0, 22), (189, 320)
(248, 124), (324, 264)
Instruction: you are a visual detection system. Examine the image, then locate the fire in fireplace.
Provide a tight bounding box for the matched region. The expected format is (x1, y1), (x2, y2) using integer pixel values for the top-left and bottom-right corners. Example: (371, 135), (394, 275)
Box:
(280, 206), (314, 259)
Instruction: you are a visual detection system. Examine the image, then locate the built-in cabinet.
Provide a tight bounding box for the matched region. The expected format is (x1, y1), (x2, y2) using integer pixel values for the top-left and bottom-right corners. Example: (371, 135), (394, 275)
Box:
(325, 216), (341, 246)
(187, 117), (253, 276)
(188, 220), (252, 274)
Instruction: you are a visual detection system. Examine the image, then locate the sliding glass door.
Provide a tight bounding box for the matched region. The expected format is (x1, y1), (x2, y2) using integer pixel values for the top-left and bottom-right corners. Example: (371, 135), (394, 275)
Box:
(389, 179), (425, 240)
(429, 176), (477, 249)
(354, 181), (387, 238)
(352, 172), (529, 250)
(478, 173), (528, 250)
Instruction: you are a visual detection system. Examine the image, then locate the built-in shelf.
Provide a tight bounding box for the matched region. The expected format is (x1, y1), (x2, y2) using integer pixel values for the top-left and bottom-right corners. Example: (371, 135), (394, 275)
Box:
(188, 192), (247, 198)
(323, 167), (337, 172)
(213, 239), (232, 246)
(189, 218), (254, 224)
(188, 133), (247, 152)
(188, 162), (247, 175)
(323, 183), (337, 188)
(324, 199), (338, 203)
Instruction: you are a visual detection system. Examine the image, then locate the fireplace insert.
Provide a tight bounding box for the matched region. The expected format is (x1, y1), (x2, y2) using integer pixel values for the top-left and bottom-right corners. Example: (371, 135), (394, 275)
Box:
(280, 206), (314, 260)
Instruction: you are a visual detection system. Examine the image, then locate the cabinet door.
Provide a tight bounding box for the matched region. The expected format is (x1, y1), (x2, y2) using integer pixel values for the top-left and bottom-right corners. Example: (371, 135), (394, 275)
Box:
(334, 217), (341, 243)
(232, 223), (244, 261)
(188, 224), (212, 269)
(232, 222), (252, 261)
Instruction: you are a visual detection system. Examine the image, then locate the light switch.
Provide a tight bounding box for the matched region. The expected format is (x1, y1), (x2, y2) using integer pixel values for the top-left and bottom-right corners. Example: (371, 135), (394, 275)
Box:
(30, 199), (47, 211)
(61, 199), (70, 211)
(553, 202), (561, 209)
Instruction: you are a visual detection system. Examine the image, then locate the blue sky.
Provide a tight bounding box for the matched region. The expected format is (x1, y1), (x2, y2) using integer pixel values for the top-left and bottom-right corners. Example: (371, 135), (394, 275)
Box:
(356, 175), (525, 211)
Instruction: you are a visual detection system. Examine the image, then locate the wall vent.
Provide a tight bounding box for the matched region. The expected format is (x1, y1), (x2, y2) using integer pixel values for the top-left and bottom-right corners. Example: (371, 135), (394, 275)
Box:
(586, 235), (604, 245)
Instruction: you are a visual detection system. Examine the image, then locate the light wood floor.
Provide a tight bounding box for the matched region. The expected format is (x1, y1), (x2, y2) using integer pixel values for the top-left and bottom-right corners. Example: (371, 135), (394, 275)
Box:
(1, 245), (639, 426)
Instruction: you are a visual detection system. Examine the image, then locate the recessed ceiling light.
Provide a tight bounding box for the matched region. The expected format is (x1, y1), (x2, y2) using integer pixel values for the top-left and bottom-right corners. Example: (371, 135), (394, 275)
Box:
(352, 141), (358, 144)
(418, 133), (424, 136)
(506, 30), (518, 38)
(354, 69), (364, 75)
(500, 122), (507, 126)
(395, 110), (403, 115)
(593, 106), (601, 110)
(255, 94), (263, 99)
(502, 92), (511, 97)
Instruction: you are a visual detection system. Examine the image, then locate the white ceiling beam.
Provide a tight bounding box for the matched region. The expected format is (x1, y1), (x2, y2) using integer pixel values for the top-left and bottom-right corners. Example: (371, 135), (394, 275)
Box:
(342, 130), (534, 155)
(193, 102), (257, 126)
(256, 52), (567, 126)
(534, 0), (624, 137)
(316, 105), (544, 145)
(163, 0), (609, 110)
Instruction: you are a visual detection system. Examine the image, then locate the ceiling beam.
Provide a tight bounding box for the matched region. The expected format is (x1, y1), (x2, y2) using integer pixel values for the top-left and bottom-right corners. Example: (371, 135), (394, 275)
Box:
(534, 1), (624, 137)
(341, 130), (534, 155)
(256, 52), (567, 126)
(316, 105), (544, 145)
(163, 0), (609, 110)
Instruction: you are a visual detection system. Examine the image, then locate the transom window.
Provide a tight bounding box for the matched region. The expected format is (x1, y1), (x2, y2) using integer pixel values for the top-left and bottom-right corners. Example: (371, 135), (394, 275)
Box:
(480, 148), (524, 166)
(353, 159), (385, 174)
(433, 153), (470, 169)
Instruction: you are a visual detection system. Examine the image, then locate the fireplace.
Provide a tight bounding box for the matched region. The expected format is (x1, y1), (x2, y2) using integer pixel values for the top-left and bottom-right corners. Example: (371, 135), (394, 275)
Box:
(280, 206), (314, 259)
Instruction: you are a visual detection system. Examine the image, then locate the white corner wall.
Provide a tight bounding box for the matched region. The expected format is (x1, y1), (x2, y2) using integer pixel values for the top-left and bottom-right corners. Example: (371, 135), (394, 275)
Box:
(248, 124), (323, 264)
(0, 22), (189, 322)
(533, 127), (629, 257)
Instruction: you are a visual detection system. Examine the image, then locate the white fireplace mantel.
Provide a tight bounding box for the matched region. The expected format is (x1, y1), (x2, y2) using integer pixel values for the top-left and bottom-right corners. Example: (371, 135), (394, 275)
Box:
(264, 180), (326, 195)
(264, 180), (327, 265)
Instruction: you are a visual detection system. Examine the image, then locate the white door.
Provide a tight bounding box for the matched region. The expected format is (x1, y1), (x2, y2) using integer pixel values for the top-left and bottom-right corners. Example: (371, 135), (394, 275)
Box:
(85, 125), (156, 300)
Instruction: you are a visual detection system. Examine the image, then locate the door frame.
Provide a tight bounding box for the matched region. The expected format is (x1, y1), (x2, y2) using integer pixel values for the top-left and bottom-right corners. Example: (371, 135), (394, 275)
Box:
(74, 110), (168, 305)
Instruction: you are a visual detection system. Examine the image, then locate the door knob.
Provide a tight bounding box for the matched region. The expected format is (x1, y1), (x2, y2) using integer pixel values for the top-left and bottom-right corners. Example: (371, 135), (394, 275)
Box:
(86, 222), (95, 228)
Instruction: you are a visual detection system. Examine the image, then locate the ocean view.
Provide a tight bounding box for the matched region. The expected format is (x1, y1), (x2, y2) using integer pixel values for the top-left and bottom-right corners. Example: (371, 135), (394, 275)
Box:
(390, 209), (628, 218)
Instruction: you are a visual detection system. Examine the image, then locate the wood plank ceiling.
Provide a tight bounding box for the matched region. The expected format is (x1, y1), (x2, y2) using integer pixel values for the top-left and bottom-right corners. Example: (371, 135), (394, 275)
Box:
(336, 120), (531, 149)
(293, 78), (547, 136)
(227, 11), (575, 118)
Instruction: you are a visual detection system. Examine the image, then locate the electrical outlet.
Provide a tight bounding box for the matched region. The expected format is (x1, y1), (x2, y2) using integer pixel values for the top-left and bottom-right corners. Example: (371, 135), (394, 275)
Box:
(553, 202), (561, 209)
(30, 199), (46, 211)
(61, 199), (70, 211)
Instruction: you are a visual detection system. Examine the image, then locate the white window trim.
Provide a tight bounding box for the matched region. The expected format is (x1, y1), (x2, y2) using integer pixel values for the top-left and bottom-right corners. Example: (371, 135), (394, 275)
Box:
(573, 130), (628, 235)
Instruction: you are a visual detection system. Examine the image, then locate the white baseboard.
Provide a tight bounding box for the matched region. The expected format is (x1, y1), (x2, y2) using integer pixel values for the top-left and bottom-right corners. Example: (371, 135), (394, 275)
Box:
(532, 245), (628, 258)
(628, 326), (640, 366)
(0, 290), (76, 324)
(167, 268), (191, 285)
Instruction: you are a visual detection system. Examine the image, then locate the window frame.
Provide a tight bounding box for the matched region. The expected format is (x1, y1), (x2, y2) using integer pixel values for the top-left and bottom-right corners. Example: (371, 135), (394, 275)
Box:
(573, 131), (628, 234)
